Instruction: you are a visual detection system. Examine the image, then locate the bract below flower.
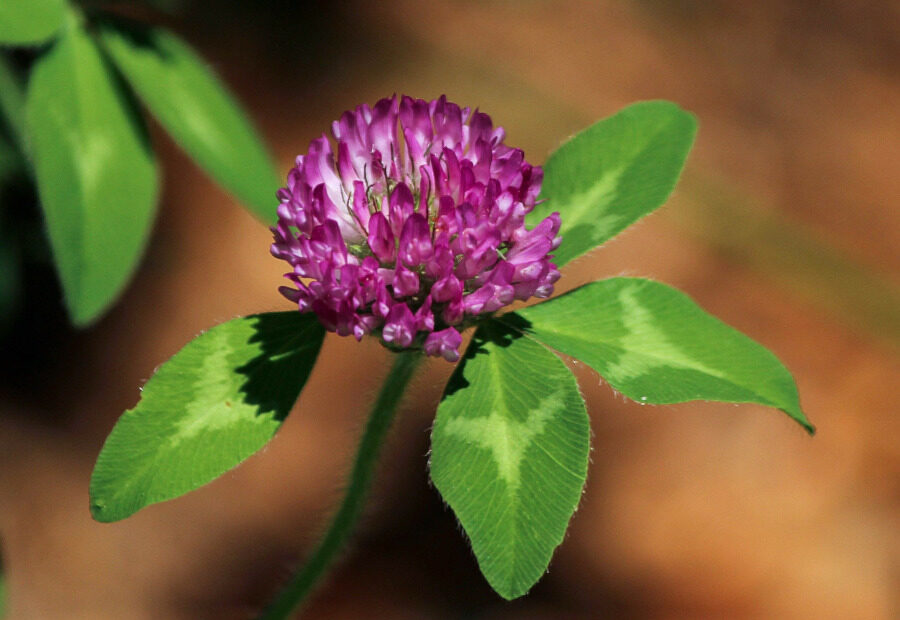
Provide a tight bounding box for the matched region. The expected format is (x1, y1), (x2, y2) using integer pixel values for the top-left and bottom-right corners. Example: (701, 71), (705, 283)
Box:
(271, 95), (561, 361)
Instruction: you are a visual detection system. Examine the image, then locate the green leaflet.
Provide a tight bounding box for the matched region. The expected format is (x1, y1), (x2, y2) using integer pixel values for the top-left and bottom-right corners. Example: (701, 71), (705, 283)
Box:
(0, 0), (65, 46)
(505, 278), (813, 433)
(90, 312), (325, 522)
(0, 55), (26, 155)
(26, 12), (158, 325)
(430, 319), (590, 599)
(530, 101), (697, 266)
(97, 21), (281, 222)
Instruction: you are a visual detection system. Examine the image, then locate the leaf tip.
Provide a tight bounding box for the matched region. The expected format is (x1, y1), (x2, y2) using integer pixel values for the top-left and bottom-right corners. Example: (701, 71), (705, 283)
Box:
(799, 417), (816, 436)
(484, 567), (543, 600)
(64, 279), (127, 327)
(68, 303), (104, 328)
(495, 589), (521, 602)
(784, 406), (815, 436)
(88, 496), (113, 522)
(89, 492), (136, 523)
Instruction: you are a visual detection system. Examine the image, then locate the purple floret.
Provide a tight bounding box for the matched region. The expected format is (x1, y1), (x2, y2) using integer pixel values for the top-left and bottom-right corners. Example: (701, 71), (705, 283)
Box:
(271, 95), (561, 360)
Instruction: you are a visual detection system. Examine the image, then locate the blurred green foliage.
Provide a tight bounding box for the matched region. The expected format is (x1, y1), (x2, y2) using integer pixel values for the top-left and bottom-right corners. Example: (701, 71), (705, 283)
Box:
(0, 0), (65, 46)
(0, 0), (279, 326)
(26, 9), (159, 325)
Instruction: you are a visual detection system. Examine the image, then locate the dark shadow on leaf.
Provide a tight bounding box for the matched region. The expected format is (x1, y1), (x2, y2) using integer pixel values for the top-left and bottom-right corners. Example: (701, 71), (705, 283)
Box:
(233, 312), (324, 422)
(493, 311), (533, 337)
(442, 316), (529, 399)
(93, 16), (157, 49)
(92, 15), (177, 63)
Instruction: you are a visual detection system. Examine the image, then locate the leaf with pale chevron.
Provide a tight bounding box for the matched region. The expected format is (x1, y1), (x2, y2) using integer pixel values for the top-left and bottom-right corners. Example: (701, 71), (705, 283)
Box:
(530, 100), (697, 266)
(430, 320), (590, 599)
(505, 278), (813, 433)
(90, 312), (326, 522)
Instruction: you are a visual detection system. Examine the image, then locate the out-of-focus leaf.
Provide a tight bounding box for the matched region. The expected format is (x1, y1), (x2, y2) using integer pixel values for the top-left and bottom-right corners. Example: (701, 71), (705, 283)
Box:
(506, 277), (813, 433)
(0, 55), (26, 156)
(90, 312), (326, 522)
(0, 0), (65, 46)
(98, 21), (280, 221)
(0, 131), (22, 184)
(430, 319), (590, 599)
(26, 12), (158, 325)
(0, 221), (20, 328)
(530, 101), (696, 266)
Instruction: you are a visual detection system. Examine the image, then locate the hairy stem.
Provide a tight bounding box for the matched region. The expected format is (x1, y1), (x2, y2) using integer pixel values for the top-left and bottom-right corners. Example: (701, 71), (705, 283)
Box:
(259, 351), (422, 619)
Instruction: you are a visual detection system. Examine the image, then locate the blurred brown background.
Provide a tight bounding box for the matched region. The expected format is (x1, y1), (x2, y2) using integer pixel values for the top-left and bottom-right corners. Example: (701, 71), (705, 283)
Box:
(1, 0), (898, 618)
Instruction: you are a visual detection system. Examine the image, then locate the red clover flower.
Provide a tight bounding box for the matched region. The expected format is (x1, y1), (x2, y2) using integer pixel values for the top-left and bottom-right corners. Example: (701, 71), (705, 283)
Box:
(271, 95), (561, 362)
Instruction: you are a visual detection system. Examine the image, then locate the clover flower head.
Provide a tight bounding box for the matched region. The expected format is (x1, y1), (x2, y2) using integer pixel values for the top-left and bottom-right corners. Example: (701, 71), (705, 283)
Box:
(271, 95), (561, 361)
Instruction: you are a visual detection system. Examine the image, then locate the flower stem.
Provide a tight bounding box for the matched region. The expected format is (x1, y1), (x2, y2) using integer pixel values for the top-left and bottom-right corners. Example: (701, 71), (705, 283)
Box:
(258, 351), (422, 620)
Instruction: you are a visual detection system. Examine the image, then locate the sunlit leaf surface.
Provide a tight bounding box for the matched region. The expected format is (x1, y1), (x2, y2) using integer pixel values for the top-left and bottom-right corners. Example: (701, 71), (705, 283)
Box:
(506, 278), (813, 433)
(431, 319), (590, 599)
(531, 101), (696, 266)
